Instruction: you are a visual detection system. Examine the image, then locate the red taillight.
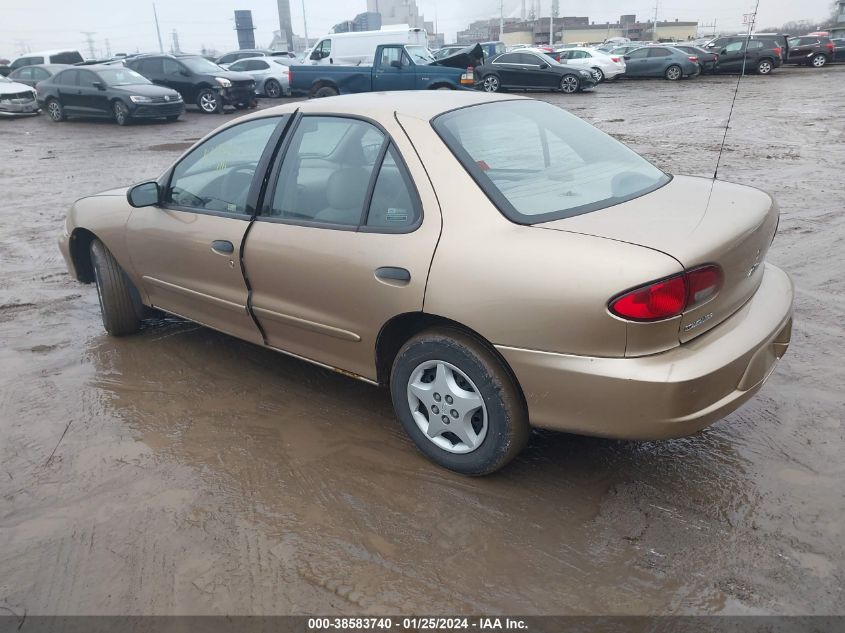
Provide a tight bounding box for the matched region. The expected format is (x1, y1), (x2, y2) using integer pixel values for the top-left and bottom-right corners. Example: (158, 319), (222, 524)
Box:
(774, 46), (782, 57)
(826, 42), (834, 52)
(689, 55), (698, 62)
(609, 265), (723, 322)
(288, 68), (292, 85)
(611, 56), (620, 62)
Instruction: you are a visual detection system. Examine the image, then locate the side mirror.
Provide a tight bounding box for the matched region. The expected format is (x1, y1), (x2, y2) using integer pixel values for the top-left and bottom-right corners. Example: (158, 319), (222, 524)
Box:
(93, 81), (105, 90)
(390, 60), (402, 69)
(624, 55), (631, 60)
(310, 51), (321, 60)
(127, 181), (160, 208)
(720, 49), (727, 55)
(539, 62), (550, 69)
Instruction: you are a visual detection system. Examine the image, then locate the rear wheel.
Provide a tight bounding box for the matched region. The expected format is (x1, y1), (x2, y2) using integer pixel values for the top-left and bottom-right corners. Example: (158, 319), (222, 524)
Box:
(313, 85), (339, 98)
(592, 67), (605, 82)
(757, 58), (773, 75)
(481, 74), (500, 92)
(90, 239), (144, 336)
(264, 78), (282, 98)
(112, 100), (130, 126)
(664, 64), (682, 80)
(560, 74), (580, 93)
(811, 53), (827, 68)
(390, 328), (530, 476)
(46, 98), (65, 122)
(197, 88), (222, 113)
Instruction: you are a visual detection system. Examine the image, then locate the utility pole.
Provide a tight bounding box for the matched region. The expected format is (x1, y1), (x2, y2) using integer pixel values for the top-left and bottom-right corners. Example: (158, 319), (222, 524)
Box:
(152, 3), (164, 53)
(171, 29), (180, 54)
(550, 0), (559, 46)
(521, 0), (526, 20)
(499, 0), (504, 43)
(105, 38), (111, 58)
(302, 0), (309, 43)
(81, 32), (97, 59)
(652, 1), (659, 42)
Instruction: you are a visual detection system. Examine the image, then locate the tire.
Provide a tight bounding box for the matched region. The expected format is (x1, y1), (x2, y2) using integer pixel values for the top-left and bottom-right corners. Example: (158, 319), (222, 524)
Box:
(46, 98), (65, 122)
(481, 74), (500, 92)
(390, 327), (530, 476)
(757, 58), (773, 75)
(811, 54), (827, 68)
(196, 88), (222, 113)
(112, 100), (130, 126)
(313, 85), (339, 98)
(560, 74), (580, 93)
(592, 67), (605, 82)
(90, 239), (143, 336)
(664, 64), (682, 80)
(264, 78), (282, 98)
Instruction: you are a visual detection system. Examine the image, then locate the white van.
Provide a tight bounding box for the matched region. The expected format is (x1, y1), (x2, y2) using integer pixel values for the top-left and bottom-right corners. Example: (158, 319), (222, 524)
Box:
(306, 25), (428, 66)
(9, 50), (84, 72)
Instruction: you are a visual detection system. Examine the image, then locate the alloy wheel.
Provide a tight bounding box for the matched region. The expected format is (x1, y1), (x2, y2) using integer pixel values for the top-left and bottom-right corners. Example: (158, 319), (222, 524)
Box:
(406, 360), (488, 454)
(47, 101), (62, 121)
(666, 65), (682, 80)
(758, 60), (772, 74)
(482, 75), (499, 92)
(265, 80), (281, 98)
(560, 75), (579, 93)
(592, 68), (604, 82)
(812, 54), (826, 68)
(113, 102), (128, 125)
(199, 92), (218, 113)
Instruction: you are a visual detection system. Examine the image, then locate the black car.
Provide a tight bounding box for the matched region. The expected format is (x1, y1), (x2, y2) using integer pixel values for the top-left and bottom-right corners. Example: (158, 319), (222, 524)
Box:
(126, 54), (255, 113)
(475, 50), (598, 94)
(785, 35), (835, 67)
(7, 64), (70, 88)
(37, 66), (184, 125)
(671, 45), (719, 73)
(705, 35), (786, 74)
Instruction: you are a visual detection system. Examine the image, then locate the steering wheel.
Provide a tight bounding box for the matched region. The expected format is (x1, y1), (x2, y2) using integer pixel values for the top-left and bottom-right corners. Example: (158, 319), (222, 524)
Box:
(220, 165), (256, 212)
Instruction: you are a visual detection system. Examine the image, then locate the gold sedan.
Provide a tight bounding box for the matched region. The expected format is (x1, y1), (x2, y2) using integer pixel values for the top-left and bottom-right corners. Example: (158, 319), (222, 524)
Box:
(58, 92), (794, 475)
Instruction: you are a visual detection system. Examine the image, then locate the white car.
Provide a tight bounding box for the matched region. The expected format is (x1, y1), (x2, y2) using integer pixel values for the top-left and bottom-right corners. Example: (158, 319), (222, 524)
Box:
(0, 75), (39, 117)
(225, 56), (291, 98)
(555, 47), (626, 81)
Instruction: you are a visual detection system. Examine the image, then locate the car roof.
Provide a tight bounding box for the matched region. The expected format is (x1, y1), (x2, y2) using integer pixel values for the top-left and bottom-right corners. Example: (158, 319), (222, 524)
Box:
(250, 91), (528, 124)
(13, 49), (80, 60)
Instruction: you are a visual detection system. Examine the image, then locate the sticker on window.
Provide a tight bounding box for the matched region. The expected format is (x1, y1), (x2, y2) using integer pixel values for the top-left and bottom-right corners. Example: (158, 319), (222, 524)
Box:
(386, 208), (409, 222)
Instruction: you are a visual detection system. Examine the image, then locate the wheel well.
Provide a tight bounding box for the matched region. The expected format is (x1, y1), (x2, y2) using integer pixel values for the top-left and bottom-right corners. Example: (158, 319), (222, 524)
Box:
(309, 80), (338, 97)
(428, 82), (454, 90)
(69, 228), (98, 283)
(374, 312), (525, 403)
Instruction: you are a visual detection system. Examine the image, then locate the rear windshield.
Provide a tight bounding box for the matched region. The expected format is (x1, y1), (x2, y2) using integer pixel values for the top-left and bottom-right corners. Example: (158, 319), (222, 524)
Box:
(432, 100), (670, 224)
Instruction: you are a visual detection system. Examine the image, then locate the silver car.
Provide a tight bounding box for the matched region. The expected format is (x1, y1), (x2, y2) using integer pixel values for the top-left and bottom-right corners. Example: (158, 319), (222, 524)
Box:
(225, 56), (291, 98)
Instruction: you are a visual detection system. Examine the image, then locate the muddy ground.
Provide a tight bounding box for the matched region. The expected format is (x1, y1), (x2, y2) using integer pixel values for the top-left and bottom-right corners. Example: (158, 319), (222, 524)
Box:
(1, 66), (843, 616)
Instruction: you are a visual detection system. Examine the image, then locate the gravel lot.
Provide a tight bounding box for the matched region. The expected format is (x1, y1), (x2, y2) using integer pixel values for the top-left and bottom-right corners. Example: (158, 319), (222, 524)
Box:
(1, 66), (843, 616)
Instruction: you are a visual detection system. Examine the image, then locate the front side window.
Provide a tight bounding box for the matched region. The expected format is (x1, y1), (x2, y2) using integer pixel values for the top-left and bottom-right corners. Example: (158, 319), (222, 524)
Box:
(163, 58), (184, 76)
(379, 47), (405, 67)
(166, 117), (281, 215)
(77, 70), (98, 87)
(433, 100), (670, 224)
(268, 117), (385, 226)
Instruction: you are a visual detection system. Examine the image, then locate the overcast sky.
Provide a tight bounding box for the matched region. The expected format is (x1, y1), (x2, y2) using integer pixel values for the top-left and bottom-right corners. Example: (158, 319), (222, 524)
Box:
(1, 0), (834, 58)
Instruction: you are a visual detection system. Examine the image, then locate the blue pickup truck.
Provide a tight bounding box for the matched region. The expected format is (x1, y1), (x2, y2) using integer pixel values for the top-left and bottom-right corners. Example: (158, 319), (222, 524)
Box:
(289, 44), (478, 98)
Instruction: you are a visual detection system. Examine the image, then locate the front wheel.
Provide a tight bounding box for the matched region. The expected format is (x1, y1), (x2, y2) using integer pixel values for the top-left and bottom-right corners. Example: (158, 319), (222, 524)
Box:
(197, 88), (222, 113)
(113, 100), (130, 126)
(390, 328), (530, 475)
(757, 59), (773, 75)
(560, 74), (580, 93)
(264, 79), (282, 98)
(664, 64), (682, 80)
(811, 54), (827, 68)
(46, 98), (65, 122)
(90, 239), (144, 336)
(481, 74), (500, 92)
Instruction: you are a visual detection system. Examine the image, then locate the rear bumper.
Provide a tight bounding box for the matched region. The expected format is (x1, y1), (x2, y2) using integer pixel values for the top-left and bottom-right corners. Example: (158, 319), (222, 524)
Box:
(497, 263), (793, 440)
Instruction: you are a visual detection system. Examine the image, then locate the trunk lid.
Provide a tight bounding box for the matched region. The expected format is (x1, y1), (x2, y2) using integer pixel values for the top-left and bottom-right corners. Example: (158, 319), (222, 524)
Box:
(538, 175), (779, 343)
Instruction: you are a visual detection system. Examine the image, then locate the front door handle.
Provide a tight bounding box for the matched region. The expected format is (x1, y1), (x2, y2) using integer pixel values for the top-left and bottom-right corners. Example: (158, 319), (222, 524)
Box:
(375, 267), (411, 283)
(211, 240), (234, 255)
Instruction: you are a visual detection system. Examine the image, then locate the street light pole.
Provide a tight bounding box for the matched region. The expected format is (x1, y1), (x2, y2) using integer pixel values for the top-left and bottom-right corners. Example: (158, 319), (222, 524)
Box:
(302, 0), (309, 43)
(152, 3), (164, 53)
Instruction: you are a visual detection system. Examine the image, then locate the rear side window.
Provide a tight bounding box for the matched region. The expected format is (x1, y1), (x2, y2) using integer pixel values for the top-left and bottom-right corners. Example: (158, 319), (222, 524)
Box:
(365, 146), (419, 230)
(649, 47), (670, 57)
(494, 53), (519, 64)
(50, 51), (83, 65)
(433, 99), (670, 224)
(57, 70), (79, 85)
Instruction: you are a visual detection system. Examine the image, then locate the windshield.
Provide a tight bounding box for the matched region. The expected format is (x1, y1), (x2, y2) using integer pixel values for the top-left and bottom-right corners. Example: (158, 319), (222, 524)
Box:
(0, 76), (11, 83)
(433, 100), (670, 224)
(181, 57), (225, 73)
(405, 46), (435, 65)
(97, 67), (150, 86)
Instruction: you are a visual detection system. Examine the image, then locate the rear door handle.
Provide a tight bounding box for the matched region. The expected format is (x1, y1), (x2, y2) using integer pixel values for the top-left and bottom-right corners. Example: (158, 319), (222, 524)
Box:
(375, 267), (411, 282)
(211, 240), (234, 255)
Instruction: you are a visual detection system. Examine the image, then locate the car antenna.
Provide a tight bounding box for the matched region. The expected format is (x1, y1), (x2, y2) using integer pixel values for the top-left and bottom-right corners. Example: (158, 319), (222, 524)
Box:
(713, 0), (761, 180)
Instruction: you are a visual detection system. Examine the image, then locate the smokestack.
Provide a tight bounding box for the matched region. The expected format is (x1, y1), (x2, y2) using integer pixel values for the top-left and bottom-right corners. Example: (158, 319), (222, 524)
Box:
(277, 0), (294, 51)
